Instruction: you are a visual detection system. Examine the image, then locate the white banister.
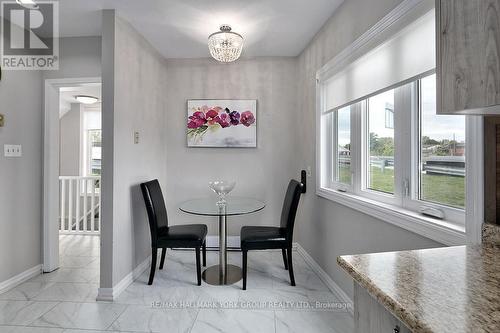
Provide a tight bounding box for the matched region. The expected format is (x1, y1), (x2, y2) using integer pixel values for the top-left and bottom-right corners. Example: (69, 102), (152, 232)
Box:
(90, 181), (95, 232)
(68, 179), (73, 232)
(61, 180), (66, 231)
(59, 176), (100, 235)
(76, 179), (80, 232)
(83, 179), (87, 233)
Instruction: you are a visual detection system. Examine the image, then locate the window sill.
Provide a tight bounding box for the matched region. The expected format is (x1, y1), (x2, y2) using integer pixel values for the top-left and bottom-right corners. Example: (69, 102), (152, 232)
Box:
(316, 187), (466, 246)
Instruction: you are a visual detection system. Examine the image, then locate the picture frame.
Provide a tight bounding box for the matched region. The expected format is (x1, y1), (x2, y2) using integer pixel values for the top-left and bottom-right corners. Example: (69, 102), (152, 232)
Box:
(187, 99), (257, 148)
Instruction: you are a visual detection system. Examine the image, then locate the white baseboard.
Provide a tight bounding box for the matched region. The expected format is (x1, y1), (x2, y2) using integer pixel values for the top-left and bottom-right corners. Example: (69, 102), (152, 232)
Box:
(205, 236), (240, 248)
(97, 255), (151, 302)
(295, 243), (354, 316)
(0, 265), (42, 294)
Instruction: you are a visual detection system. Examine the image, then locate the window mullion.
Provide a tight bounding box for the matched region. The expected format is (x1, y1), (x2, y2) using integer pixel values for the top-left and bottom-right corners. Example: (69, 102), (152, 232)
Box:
(360, 101), (368, 194)
(351, 101), (363, 195)
(395, 83), (414, 208)
(331, 112), (338, 188)
(409, 81), (421, 204)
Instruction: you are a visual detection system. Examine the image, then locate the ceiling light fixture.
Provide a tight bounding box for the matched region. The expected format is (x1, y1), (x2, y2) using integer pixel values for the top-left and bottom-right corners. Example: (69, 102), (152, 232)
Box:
(75, 95), (99, 105)
(208, 25), (243, 63)
(16, 0), (38, 9)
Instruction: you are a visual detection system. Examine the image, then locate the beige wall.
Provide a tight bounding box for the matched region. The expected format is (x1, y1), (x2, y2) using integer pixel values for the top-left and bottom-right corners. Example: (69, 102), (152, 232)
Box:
(294, 0), (443, 299)
(164, 58), (298, 236)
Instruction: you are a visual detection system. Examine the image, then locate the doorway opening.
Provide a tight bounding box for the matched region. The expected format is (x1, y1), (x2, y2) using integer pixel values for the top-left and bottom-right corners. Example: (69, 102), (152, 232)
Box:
(43, 78), (102, 289)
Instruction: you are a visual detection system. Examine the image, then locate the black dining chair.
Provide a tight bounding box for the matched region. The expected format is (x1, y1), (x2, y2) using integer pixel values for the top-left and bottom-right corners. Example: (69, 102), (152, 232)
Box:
(240, 179), (303, 290)
(140, 179), (207, 286)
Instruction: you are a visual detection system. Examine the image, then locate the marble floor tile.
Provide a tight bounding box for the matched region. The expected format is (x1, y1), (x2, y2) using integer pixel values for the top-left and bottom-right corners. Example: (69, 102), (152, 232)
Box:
(109, 305), (198, 333)
(59, 256), (98, 269)
(59, 234), (99, 246)
(238, 287), (311, 309)
(33, 282), (98, 302)
(32, 268), (99, 284)
(0, 326), (64, 333)
(0, 281), (54, 301)
(232, 268), (277, 290)
(62, 328), (122, 333)
(134, 270), (200, 289)
(190, 309), (275, 333)
(275, 310), (354, 333)
(84, 259), (100, 270)
(31, 302), (126, 330)
(196, 285), (240, 304)
(115, 284), (201, 305)
(273, 271), (330, 292)
(0, 300), (58, 325)
(59, 246), (99, 257)
(0, 236), (354, 333)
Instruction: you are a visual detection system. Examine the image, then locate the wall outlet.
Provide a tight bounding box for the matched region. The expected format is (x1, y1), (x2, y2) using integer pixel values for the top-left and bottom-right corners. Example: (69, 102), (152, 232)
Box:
(4, 144), (22, 157)
(306, 166), (312, 177)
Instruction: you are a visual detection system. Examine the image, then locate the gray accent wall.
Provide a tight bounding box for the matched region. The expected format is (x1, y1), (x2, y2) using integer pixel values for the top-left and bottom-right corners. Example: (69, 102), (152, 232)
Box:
(1, 3), (448, 300)
(0, 35), (101, 283)
(164, 58), (298, 236)
(101, 11), (168, 287)
(59, 103), (81, 176)
(295, 0), (443, 299)
(0, 63), (43, 283)
(44, 36), (102, 80)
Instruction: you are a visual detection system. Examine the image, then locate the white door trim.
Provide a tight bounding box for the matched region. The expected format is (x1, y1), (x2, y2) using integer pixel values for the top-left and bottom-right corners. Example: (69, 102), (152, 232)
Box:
(43, 77), (101, 273)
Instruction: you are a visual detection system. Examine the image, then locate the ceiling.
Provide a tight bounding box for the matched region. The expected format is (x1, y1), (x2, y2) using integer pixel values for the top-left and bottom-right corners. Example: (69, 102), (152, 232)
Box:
(59, 84), (101, 117)
(57, 0), (344, 58)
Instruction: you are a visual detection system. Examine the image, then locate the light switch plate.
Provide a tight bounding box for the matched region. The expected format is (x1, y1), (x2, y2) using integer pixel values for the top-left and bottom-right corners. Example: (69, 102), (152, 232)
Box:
(4, 144), (22, 157)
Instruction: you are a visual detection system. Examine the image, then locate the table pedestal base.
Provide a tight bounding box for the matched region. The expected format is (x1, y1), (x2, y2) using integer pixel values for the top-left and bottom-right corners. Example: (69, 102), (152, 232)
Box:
(202, 264), (242, 285)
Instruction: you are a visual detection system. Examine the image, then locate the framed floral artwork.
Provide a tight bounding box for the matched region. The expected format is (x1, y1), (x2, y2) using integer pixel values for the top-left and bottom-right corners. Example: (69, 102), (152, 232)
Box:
(187, 99), (257, 148)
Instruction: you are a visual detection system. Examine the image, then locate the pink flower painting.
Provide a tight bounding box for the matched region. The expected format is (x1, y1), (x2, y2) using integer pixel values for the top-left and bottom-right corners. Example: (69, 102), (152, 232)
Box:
(187, 100), (257, 147)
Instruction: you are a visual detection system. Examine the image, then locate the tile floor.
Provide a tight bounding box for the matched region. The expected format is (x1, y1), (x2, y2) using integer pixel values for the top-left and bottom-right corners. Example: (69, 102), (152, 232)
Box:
(0, 235), (353, 333)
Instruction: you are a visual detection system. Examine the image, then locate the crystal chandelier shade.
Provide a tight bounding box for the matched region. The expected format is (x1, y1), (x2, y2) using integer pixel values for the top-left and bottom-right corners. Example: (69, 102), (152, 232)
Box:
(208, 25), (243, 63)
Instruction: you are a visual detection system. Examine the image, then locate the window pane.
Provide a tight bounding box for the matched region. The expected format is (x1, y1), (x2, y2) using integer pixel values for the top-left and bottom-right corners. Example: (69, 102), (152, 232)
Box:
(368, 90), (395, 194)
(89, 130), (102, 177)
(420, 74), (465, 208)
(336, 106), (351, 184)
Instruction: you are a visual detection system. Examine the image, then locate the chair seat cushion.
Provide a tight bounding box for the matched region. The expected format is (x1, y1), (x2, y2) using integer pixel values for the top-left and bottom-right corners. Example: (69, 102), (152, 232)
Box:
(157, 224), (207, 247)
(240, 226), (287, 250)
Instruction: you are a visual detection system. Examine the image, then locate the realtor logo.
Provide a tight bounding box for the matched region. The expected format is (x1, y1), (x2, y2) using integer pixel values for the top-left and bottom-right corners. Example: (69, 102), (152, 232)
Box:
(1, 0), (59, 70)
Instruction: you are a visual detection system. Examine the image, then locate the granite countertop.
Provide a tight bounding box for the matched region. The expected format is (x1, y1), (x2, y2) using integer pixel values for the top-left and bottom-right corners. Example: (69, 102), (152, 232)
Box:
(338, 245), (500, 333)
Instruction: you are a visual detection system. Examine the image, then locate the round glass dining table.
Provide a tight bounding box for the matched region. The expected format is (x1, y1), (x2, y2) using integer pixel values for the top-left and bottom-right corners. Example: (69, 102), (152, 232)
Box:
(179, 197), (265, 285)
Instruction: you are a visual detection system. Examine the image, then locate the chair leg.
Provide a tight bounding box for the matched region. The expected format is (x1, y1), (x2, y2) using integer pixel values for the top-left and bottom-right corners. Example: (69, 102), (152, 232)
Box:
(202, 241), (207, 267)
(242, 250), (248, 290)
(195, 247), (201, 286)
(286, 247), (295, 286)
(282, 248), (288, 270)
(148, 247), (157, 285)
(159, 248), (167, 270)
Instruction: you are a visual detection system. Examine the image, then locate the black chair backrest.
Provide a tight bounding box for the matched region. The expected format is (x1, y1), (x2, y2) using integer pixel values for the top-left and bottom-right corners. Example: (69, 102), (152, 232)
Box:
(140, 179), (169, 247)
(280, 179), (303, 244)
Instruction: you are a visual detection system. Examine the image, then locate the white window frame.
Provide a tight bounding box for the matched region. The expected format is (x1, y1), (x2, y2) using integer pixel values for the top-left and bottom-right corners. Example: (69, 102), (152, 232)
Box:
(402, 78), (466, 224)
(360, 89), (400, 206)
(330, 105), (355, 193)
(86, 129), (102, 177)
(315, 0), (483, 246)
